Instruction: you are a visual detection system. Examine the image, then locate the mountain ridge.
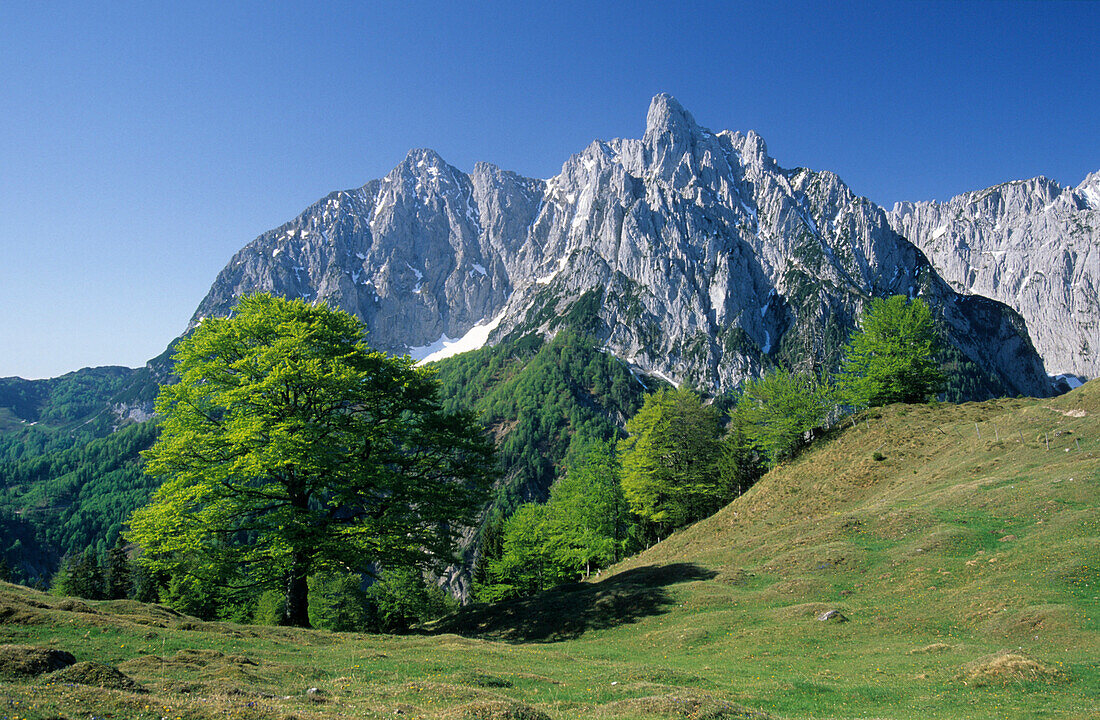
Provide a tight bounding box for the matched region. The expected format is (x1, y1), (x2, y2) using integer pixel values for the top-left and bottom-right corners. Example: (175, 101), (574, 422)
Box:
(888, 172), (1099, 379)
(191, 94), (1055, 398)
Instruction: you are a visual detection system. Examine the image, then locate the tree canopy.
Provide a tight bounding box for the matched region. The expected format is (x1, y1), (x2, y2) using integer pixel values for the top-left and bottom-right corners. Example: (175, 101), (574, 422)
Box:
(475, 441), (632, 602)
(618, 387), (729, 534)
(128, 294), (495, 626)
(837, 295), (946, 408)
(734, 369), (834, 467)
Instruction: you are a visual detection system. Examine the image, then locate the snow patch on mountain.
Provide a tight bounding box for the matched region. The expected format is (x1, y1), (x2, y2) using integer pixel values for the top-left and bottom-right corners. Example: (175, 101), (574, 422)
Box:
(411, 312), (507, 364)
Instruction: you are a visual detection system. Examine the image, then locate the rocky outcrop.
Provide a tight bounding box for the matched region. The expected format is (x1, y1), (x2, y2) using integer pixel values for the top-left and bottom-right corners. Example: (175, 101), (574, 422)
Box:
(193, 94), (1054, 398)
(889, 174), (1099, 379)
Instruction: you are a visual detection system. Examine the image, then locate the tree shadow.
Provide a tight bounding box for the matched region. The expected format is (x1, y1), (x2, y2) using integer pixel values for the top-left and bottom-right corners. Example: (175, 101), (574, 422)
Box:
(432, 563), (716, 643)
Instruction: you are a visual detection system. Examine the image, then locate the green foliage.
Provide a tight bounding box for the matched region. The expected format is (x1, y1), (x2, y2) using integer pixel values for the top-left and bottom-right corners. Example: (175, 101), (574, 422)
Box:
(366, 566), (452, 633)
(477, 504), (568, 602)
(0, 367), (134, 429)
(307, 570), (373, 631)
(128, 294), (495, 626)
(717, 412), (765, 495)
(0, 419), (159, 584)
(433, 331), (647, 517)
(735, 369), (836, 467)
(103, 537), (131, 600)
(252, 589), (287, 626)
(476, 441), (637, 602)
(54, 549), (105, 600)
(837, 295), (946, 407)
(545, 441), (633, 575)
(619, 387), (729, 534)
(162, 569), (225, 620)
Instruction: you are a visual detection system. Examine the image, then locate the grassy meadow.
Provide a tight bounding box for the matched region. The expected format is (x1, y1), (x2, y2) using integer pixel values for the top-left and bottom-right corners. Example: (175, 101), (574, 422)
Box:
(2, 383), (1098, 719)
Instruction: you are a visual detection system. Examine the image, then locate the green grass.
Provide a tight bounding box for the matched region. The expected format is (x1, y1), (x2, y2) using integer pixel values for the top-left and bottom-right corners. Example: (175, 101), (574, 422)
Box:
(2, 384), (1099, 718)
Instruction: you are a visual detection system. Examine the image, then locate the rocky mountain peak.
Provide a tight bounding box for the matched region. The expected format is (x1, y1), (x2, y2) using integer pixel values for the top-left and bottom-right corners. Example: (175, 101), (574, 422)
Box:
(644, 93), (698, 138)
(736, 129), (770, 169)
(642, 94), (710, 178)
(887, 172), (1099, 379)
(193, 96), (1057, 399)
(1077, 171), (1100, 210)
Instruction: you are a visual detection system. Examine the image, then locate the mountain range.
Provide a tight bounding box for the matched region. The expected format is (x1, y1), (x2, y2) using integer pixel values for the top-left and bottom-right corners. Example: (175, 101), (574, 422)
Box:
(889, 173), (1098, 380)
(192, 94), (1086, 397)
(2, 94), (1095, 587)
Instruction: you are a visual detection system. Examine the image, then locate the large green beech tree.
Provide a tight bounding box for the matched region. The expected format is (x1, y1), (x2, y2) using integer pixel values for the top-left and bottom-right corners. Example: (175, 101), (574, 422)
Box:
(128, 294), (494, 626)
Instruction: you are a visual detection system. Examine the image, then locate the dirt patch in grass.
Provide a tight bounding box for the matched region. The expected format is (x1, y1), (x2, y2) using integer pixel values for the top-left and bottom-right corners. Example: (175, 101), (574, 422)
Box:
(602, 693), (769, 719)
(47, 660), (147, 692)
(758, 576), (825, 601)
(960, 651), (1065, 685)
(441, 700), (552, 720)
(0, 600), (47, 625)
(55, 599), (96, 613)
(908, 642), (953, 655)
(0, 644), (76, 677)
(458, 670), (514, 688)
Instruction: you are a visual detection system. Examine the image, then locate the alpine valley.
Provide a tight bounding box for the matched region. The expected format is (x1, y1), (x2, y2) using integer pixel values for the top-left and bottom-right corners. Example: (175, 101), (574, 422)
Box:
(1, 95), (1096, 586)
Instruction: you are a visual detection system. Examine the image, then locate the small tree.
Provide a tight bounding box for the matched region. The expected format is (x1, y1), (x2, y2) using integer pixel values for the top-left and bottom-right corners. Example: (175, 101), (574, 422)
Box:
(479, 503), (563, 601)
(56, 549), (105, 600)
(837, 295), (946, 407)
(546, 441), (632, 576)
(308, 570), (373, 631)
(735, 369), (835, 467)
(366, 566), (451, 633)
(619, 387), (728, 535)
(103, 537), (132, 600)
(129, 294), (495, 626)
(717, 411), (765, 495)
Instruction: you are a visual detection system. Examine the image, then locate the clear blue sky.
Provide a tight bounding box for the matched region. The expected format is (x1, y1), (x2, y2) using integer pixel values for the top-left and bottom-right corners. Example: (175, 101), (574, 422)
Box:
(1, 1), (1097, 379)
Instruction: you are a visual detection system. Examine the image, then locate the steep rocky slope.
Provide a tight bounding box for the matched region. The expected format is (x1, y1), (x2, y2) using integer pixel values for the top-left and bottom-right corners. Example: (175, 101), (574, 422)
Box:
(194, 94), (1052, 397)
(889, 173), (1099, 380)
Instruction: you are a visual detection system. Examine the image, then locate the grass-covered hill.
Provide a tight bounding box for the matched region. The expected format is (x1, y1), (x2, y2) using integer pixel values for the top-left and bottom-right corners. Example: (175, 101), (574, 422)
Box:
(2, 383), (1096, 719)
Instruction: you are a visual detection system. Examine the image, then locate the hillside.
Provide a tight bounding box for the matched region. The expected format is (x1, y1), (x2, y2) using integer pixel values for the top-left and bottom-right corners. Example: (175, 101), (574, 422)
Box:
(2, 384), (1096, 719)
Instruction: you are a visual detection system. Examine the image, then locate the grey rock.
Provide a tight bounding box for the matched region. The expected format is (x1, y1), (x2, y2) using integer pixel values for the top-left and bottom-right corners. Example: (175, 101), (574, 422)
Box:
(889, 173), (1099, 379)
(192, 94), (1054, 398)
(817, 609), (848, 622)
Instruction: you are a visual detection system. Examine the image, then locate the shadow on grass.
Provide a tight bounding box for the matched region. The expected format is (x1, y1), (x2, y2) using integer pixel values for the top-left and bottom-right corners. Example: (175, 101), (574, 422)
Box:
(433, 563), (716, 643)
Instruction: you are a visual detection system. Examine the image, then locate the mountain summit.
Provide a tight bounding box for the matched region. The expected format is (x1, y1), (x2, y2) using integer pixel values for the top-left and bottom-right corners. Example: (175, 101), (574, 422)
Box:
(193, 95), (1055, 398)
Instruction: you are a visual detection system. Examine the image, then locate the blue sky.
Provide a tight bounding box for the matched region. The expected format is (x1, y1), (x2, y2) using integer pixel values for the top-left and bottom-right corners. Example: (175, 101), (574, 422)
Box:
(1, 1), (1097, 378)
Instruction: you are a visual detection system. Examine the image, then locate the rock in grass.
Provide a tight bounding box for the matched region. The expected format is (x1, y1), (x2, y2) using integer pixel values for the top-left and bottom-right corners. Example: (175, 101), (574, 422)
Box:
(47, 661), (147, 693)
(0, 644), (76, 678)
(817, 609), (848, 623)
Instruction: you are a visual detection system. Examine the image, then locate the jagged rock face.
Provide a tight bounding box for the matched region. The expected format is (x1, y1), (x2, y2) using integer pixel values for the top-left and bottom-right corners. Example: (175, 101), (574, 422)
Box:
(193, 94), (1053, 397)
(889, 174), (1100, 379)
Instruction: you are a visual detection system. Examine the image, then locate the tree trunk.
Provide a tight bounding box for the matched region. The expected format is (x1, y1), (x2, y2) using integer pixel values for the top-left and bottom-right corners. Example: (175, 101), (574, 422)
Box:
(282, 551), (312, 627)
